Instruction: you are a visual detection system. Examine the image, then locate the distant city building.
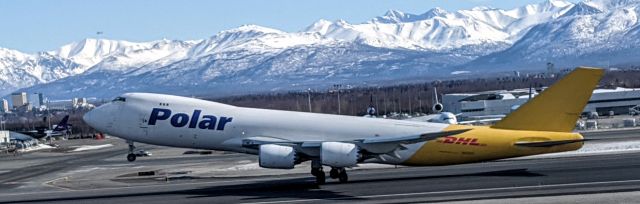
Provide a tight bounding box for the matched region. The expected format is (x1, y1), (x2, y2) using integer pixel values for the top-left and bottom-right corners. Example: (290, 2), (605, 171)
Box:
(1, 99), (8, 113)
(72, 98), (79, 107)
(28, 93), (48, 111)
(73, 97), (93, 109)
(10, 92), (28, 109)
(49, 98), (94, 110)
(37, 93), (45, 107)
(0, 131), (9, 146)
(48, 100), (74, 110)
(28, 93), (40, 109)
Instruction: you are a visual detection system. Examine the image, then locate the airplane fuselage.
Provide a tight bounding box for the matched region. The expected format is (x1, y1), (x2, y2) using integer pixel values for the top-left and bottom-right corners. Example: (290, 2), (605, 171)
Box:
(85, 93), (583, 166)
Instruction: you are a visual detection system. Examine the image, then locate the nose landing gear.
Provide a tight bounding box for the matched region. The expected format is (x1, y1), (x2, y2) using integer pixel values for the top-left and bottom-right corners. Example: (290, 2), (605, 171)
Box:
(127, 140), (136, 162)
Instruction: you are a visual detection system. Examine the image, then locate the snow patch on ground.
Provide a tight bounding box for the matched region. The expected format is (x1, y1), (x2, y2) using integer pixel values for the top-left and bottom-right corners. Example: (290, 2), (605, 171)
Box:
(70, 144), (113, 152)
(18, 144), (54, 152)
(220, 163), (261, 171)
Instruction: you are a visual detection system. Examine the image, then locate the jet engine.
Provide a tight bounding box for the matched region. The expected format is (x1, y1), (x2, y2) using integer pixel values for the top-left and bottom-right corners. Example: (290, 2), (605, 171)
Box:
(259, 144), (297, 169)
(438, 112), (458, 124)
(432, 103), (444, 113)
(320, 142), (359, 167)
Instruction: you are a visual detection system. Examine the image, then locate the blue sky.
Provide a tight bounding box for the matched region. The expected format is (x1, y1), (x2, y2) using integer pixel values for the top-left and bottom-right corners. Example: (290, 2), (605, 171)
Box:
(0, 0), (564, 53)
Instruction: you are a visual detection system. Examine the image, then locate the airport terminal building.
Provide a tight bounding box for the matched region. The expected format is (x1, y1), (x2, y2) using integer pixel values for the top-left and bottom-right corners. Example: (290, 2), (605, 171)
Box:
(443, 87), (640, 117)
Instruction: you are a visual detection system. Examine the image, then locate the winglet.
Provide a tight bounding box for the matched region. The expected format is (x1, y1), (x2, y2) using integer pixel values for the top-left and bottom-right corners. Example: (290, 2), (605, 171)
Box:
(492, 67), (604, 132)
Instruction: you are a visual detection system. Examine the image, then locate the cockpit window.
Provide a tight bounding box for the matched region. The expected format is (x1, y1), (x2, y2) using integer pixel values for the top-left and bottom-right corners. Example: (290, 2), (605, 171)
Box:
(112, 97), (126, 102)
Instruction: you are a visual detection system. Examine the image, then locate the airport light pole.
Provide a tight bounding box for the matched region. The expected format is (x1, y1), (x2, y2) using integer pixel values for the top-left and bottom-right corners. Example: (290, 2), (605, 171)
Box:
(334, 84), (342, 115)
(418, 96), (423, 114)
(373, 93), (380, 117)
(307, 88), (312, 113)
(409, 97), (413, 116)
(48, 111), (51, 130)
(382, 90), (388, 115)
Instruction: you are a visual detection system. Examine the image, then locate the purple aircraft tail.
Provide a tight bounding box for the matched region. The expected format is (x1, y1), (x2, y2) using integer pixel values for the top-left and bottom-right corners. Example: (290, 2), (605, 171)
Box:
(52, 115), (70, 132)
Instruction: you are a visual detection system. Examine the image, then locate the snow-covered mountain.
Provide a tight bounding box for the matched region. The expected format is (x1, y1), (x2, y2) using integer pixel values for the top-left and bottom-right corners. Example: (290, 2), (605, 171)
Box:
(461, 0), (640, 72)
(3, 0), (640, 100)
(314, 0), (573, 50)
(0, 48), (83, 97)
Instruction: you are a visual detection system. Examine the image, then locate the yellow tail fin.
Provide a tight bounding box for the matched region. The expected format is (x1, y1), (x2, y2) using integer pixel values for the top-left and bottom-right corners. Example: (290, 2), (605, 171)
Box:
(492, 67), (604, 132)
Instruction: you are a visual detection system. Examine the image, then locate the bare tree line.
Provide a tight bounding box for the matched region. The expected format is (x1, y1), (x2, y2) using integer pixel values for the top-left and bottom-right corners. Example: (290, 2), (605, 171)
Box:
(211, 68), (640, 116)
(3, 67), (640, 133)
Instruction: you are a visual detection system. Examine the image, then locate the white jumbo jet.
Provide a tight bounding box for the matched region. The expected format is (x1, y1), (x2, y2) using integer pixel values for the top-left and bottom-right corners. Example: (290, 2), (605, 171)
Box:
(83, 67), (603, 184)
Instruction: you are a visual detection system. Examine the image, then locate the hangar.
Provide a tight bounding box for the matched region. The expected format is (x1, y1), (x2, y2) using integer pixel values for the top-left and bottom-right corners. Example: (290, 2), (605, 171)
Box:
(442, 87), (640, 117)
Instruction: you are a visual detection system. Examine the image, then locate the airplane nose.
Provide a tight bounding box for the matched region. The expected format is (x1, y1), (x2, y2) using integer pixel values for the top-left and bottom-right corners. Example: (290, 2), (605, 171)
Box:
(83, 104), (112, 131)
(83, 103), (123, 137)
(83, 108), (99, 128)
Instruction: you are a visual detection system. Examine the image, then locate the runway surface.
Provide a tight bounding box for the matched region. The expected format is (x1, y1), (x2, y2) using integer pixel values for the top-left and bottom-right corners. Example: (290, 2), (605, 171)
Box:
(1, 150), (640, 203)
(0, 128), (639, 203)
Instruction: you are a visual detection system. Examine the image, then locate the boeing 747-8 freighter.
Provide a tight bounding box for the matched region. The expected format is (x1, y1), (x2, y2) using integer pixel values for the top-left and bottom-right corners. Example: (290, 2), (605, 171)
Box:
(83, 67), (603, 184)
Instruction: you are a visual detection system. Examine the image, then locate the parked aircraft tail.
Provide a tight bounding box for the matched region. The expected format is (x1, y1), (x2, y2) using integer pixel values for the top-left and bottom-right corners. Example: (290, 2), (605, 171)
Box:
(52, 115), (70, 132)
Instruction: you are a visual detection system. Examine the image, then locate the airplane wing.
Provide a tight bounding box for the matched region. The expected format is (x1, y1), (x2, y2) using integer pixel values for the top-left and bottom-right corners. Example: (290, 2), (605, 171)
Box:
(403, 114), (439, 122)
(241, 129), (472, 156)
(457, 118), (503, 125)
(360, 129), (470, 144)
(355, 129), (472, 156)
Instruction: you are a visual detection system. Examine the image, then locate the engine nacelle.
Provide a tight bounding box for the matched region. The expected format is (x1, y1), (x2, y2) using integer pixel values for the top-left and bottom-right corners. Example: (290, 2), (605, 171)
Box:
(432, 103), (444, 113)
(321, 142), (359, 167)
(259, 144), (296, 169)
(438, 112), (458, 124)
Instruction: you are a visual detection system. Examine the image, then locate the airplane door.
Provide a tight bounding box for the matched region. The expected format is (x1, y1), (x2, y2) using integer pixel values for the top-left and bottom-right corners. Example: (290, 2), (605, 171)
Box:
(139, 113), (149, 137)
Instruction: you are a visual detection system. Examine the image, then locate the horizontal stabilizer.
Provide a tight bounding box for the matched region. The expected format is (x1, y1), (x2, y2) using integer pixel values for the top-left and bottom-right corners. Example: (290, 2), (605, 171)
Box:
(514, 139), (588, 147)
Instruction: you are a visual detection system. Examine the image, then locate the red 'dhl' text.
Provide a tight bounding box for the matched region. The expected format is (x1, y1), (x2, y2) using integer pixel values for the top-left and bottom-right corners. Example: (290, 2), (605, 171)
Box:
(438, 136), (486, 146)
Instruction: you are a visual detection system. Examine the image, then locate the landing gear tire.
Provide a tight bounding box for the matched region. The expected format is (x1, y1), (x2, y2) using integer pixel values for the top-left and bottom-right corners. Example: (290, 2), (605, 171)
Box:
(127, 153), (137, 162)
(315, 172), (326, 185)
(338, 169), (348, 183)
(329, 168), (339, 179)
(311, 167), (325, 185)
(329, 167), (348, 183)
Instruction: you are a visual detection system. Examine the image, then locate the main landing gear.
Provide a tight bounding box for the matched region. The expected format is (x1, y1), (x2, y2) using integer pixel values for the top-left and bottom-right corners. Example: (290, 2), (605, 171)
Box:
(311, 167), (325, 185)
(329, 167), (348, 183)
(127, 140), (137, 162)
(311, 160), (325, 184)
(310, 160), (349, 185)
